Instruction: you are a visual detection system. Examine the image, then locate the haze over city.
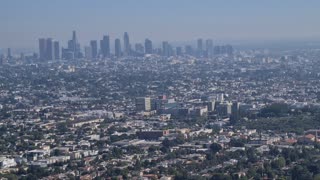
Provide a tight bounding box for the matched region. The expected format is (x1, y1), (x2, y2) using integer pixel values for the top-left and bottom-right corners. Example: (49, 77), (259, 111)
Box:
(1, 0), (320, 50)
(2, 1), (320, 180)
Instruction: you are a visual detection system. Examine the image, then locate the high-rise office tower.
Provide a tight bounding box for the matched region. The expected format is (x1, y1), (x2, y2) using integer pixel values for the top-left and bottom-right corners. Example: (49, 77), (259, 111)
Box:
(144, 38), (153, 54)
(136, 97), (151, 111)
(67, 40), (73, 51)
(68, 31), (80, 59)
(216, 102), (232, 117)
(7, 48), (11, 59)
(39, 38), (47, 60)
(197, 39), (203, 50)
(115, 38), (121, 57)
(46, 38), (54, 60)
(84, 46), (92, 59)
(162, 41), (170, 57)
(123, 32), (130, 56)
(169, 45), (174, 56)
(206, 100), (216, 112)
(90, 40), (98, 59)
(66, 40), (75, 60)
(100, 35), (110, 58)
(206, 39), (213, 58)
(176, 47), (182, 56)
(72, 31), (77, 52)
(230, 102), (240, 124)
(53, 41), (60, 60)
(197, 38), (203, 57)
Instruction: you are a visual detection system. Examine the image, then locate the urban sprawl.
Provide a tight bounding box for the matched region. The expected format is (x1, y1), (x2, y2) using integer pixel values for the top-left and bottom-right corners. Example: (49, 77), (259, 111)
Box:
(1, 31), (320, 179)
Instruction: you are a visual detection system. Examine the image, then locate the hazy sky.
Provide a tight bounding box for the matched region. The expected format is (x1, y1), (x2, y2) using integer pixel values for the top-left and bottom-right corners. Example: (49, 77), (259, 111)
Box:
(1, 0), (320, 49)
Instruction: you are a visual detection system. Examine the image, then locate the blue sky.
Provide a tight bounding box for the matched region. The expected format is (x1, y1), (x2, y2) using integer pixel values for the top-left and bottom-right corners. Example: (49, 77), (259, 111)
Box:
(1, 0), (320, 49)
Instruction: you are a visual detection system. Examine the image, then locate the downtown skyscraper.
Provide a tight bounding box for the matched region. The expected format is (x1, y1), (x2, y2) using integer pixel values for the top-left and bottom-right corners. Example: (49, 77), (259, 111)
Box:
(70, 31), (78, 53)
(123, 32), (130, 56)
(39, 38), (47, 60)
(205, 39), (213, 58)
(90, 40), (98, 59)
(64, 31), (81, 59)
(100, 35), (110, 58)
(7, 48), (11, 59)
(197, 38), (203, 57)
(54, 41), (60, 59)
(144, 39), (153, 54)
(46, 38), (54, 60)
(39, 38), (59, 61)
(162, 41), (173, 57)
(115, 38), (121, 57)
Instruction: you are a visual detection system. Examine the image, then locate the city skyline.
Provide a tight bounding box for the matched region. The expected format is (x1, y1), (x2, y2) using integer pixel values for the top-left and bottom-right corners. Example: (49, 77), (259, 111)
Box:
(1, 0), (320, 49)
(35, 30), (234, 60)
(2, 1), (320, 179)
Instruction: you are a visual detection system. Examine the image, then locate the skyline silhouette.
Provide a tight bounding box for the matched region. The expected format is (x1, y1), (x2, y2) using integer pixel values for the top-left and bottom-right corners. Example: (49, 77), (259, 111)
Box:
(1, 0), (320, 49)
